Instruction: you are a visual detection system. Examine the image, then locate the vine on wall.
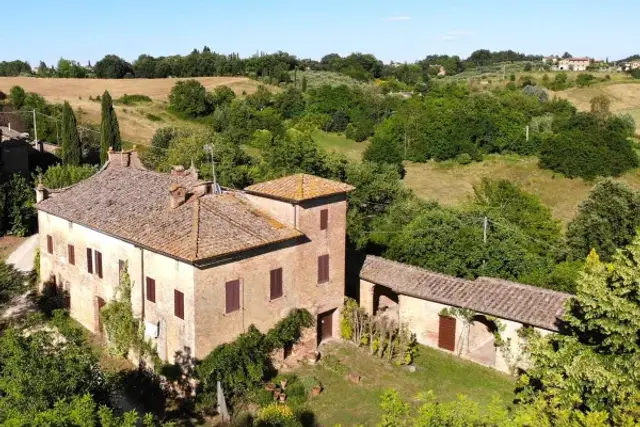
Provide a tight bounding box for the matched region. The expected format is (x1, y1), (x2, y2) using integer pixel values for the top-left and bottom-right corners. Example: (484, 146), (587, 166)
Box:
(341, 297), (417, 365)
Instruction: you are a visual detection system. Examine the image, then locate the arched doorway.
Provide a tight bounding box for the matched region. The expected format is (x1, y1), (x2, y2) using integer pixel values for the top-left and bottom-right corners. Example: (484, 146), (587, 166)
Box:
(465, 315), (497, 367)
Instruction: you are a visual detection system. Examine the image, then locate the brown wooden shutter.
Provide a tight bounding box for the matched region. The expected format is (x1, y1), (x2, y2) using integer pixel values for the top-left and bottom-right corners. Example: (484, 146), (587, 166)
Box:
(318, 255), (329, 284)
(438, 315), (457, 351)
(270, 268), (283, 300)
(320, 209), (329, 230)
(225, 280), (240, 313)
(87, 248), (93, 274)
(95, 251), (103, 279)
(146, 277), (156, 303)
(68, 244), (75, 265)
(47, 235), (53, 254)
(174, 289), (184, 319)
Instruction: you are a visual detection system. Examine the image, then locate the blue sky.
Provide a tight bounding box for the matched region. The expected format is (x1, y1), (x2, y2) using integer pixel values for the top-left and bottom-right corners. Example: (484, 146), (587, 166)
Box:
(2, 0), (637, 66)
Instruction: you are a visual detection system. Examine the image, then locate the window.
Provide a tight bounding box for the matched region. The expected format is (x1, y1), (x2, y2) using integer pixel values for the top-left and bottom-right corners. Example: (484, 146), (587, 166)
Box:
(46, 235), (53, 254)
(86, 248), (93, 274)
(317, 254), (330, 284)
(146, 277), (156, 303)
(118, 260), (125, 284)
(225, 280), (240, 313)
(95, 251), (103, 279)
(68, 244), (75, 265)
(270, 268), (283, 300)
(320, 209), (328, 230)
(174, 290), (184, 319)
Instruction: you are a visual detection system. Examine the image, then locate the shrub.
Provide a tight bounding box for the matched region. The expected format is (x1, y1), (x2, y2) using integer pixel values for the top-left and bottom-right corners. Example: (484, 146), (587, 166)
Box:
(40, 164), (96, 189)
(168, 80), (212, 118)
(0, 261), (27, 306)
(145, 113), (163, 122)
(456, 152), (472, 165)
(9, 85), (26, 109)
(576, 73), (595, 88)
(115, 94), (152, 105)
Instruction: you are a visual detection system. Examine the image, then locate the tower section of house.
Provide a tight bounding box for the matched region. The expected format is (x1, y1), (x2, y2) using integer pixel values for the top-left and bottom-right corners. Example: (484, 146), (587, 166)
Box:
(36, 149), (354, 362)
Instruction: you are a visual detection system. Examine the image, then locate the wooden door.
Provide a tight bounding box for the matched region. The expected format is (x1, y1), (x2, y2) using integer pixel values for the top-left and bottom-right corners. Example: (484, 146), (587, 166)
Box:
(318, 310), (333, 343)
(438, 315), (456, 351)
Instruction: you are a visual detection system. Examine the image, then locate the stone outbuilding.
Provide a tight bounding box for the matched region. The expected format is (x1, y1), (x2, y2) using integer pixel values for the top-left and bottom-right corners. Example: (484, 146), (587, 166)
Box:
(36, 149), (354, 363)
(359, 255), (570, 374)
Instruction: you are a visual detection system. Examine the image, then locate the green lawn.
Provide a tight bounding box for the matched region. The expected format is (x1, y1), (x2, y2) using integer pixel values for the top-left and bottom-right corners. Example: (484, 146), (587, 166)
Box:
(294, 343), (514, 426)
(312, 131), (369, 161)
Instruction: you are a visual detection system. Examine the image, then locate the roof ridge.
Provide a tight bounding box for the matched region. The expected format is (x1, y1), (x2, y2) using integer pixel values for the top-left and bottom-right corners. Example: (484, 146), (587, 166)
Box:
(191, 196), (201, 259)
(199, 196), (269, 242)
(475, 276), (572, 297)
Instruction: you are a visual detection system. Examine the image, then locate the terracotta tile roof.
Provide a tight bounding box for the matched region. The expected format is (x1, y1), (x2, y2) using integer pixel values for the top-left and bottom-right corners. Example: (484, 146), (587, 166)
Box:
(360, 255), (570, 331)
(37, 161), (302, 263)
(244, 174), (354, 202)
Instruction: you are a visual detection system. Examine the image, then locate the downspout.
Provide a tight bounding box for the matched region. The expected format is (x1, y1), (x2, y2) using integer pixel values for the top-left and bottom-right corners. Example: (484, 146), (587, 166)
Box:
(140, 247), (145, 320)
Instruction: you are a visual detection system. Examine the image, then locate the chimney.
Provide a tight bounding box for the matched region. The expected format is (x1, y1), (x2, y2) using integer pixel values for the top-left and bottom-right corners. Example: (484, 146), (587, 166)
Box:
(171, 165), (185, 176)
(169, 184), (187, 208)
(36, 183), (48, 203)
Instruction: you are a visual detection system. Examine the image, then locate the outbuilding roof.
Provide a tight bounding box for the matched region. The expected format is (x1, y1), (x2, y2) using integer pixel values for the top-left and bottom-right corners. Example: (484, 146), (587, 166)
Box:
(37, 156), (303, 263)
(244, 173), (354, 203)
(360, 255), (570, 331)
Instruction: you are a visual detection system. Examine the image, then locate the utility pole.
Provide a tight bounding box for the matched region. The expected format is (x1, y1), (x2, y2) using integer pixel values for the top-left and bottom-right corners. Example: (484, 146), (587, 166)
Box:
(483, 217), (488, 244)
(525, 125), (529, 142)
(32, 109), (38, 142)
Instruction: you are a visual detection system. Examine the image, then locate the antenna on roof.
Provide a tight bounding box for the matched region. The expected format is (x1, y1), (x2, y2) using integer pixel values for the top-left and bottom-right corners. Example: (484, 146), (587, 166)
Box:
(204, 143), (222, 194)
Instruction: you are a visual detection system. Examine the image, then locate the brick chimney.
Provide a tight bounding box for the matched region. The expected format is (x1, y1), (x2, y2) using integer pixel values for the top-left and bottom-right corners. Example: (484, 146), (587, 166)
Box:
(171, 165), (186, 176)
(107, 147), (132, 167)
(169, 184), (187, 208)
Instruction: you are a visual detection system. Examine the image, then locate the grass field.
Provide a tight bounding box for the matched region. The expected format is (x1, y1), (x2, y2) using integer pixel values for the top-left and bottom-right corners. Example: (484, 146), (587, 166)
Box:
(312, 130), (369, 161)
(295, 343), (514, 426)
(0, 76), (266, 145)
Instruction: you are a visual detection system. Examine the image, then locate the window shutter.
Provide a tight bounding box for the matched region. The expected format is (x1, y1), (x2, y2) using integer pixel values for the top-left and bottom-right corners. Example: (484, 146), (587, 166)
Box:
(318, 255), (330, 284)
(226, 280), (240, 313)
(95, 251), (103, 279)
(87, 248), (93, 274)
(146, 277), (156, 303)
(174, 289), (184, 319)
(47, 235), (53, 254)
(320, 209), (328, 230)
(270, 268), (283, 300)
(68, 244), (75, 265)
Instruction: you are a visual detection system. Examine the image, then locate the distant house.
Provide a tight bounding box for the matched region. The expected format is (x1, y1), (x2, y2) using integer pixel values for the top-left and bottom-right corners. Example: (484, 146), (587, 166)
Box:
(359, 256), (570, 374)
(0, 126), (30, 178)
(542, 55), (559, 64)
(36, 148), (354, 363)
(622, 61), (640, 71)
(557, 57), (591, 71)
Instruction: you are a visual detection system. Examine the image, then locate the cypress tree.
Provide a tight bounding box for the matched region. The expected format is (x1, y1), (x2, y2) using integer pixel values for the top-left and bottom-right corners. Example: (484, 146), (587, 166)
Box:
(60, 101), (81, 166)
(100, 91), (122, 164)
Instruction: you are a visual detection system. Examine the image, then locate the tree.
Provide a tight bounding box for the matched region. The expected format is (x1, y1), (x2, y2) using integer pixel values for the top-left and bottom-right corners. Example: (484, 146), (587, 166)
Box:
(9, 85), (26, 109)
(100, 91), (122, 164)
(274, 87), (305, 119)
(0, 261), (26, 306)
(60, 101), (82, 166)
(363, 134), (404, 172)
(518, 245), (640, 424)
(210, 85), (236, 108)
(562, 51), (572, 59)
(41, 164), (96, 189)
(567, 180), (640, 261)
(93, 55), (133, 79)
(168, 80), (212, 117)
(590, 94), (611, 116)
(576, 73), (595, 87)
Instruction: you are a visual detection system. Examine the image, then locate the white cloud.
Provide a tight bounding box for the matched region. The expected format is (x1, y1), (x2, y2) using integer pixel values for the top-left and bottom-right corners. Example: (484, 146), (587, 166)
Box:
(441, 30), (474, 42)
(384, 16), (411, 21)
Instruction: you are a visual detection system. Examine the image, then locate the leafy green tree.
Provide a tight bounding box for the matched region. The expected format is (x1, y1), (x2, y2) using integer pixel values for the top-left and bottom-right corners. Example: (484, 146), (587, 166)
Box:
(0, 174), (36, 237)
(60, 101), (82, 166)
(143, 126), (178, 169)
(0, 261), (26, 306)
(260, 129), (330, 179)
(0, 312), (109, 419)
(9, 85), (26, 109)
(168, 80), (212, 118)
(210, 85), (236, 107)
(576, 73), (595, 87)
(93, 55), (133, 78)
(363, 134), (404, 172)
(41, 164), (96, 189)
(518, 245), (640, 424)
(472, 179), (562, 256)
(274, 87), (305, 119)
(245, 86), (273, 111)
(99, 91), (122, 163)
(567, 180), (640, 261)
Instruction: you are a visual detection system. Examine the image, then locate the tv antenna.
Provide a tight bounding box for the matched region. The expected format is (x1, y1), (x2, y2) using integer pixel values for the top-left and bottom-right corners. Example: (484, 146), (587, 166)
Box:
(204, 144), (222, 194)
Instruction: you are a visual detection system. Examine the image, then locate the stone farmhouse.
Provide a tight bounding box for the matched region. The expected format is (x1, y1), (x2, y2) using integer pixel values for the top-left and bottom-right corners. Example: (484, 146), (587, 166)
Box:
(557, 57), (591, 71)
(36, 149), (353, 362)
(359, 256), (570, 373)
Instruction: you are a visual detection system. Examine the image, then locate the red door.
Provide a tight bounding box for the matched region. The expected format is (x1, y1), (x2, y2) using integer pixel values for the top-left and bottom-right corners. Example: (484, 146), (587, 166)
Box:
(438, 315), (456, 351)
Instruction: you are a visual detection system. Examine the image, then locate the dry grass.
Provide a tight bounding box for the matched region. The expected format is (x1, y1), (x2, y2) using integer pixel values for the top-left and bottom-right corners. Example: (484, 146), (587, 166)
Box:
(0, 236), (26, 262)
(0, 76), (266, 145)
(404, 155), (640, 225)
